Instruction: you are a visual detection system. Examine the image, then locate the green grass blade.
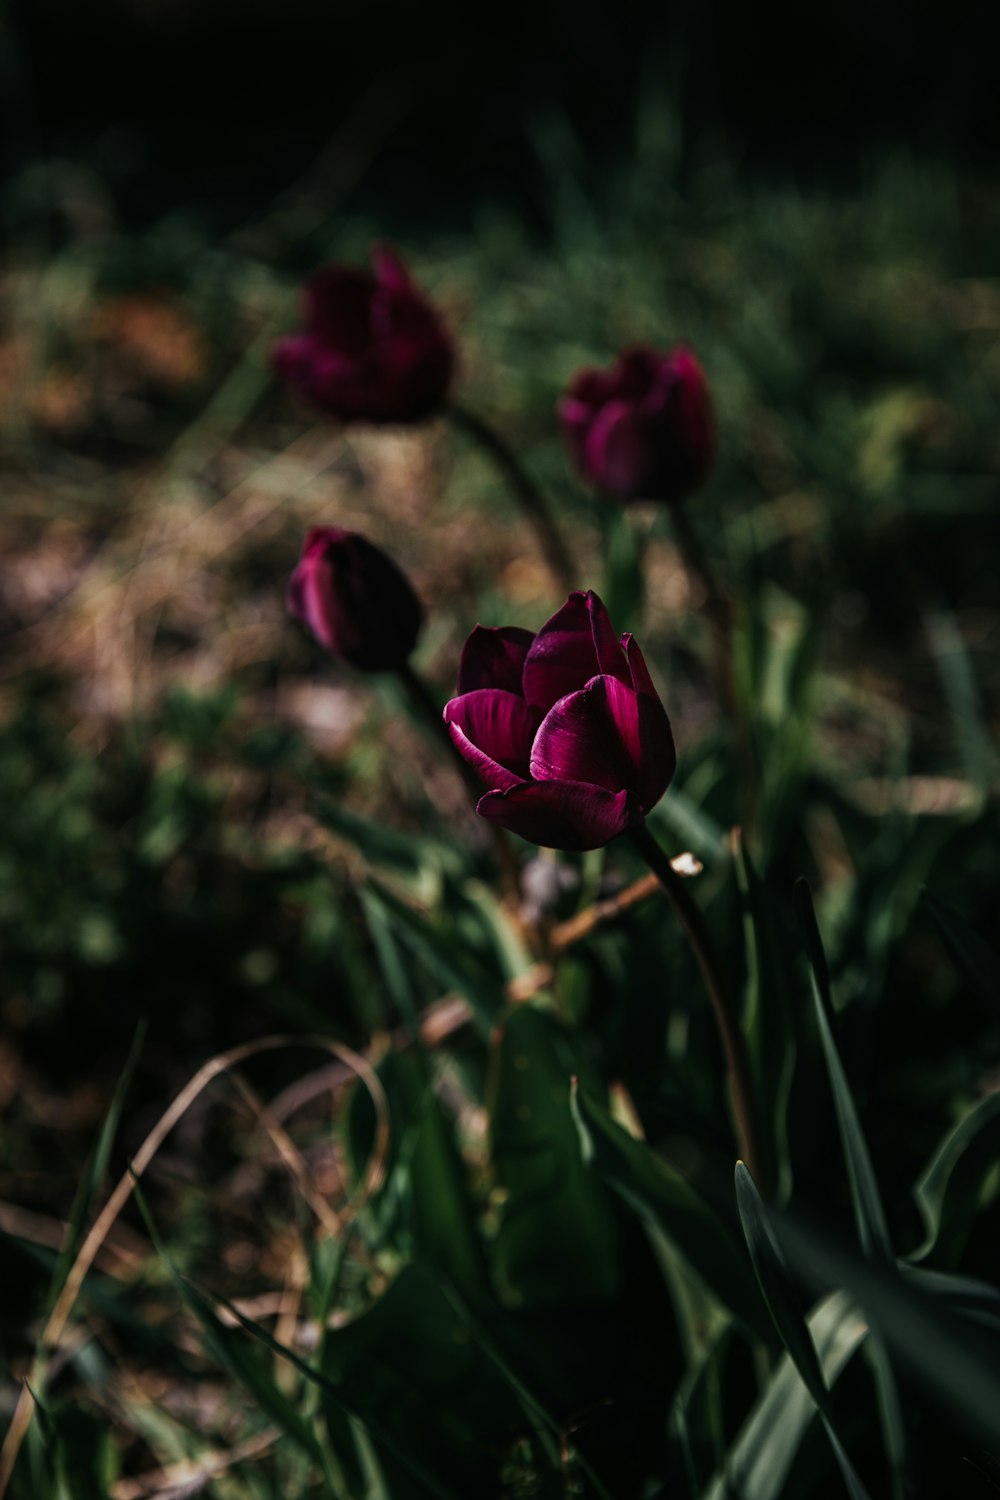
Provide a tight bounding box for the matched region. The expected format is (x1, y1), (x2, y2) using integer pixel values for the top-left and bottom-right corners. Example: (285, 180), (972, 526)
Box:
(795, 881), (894, 1265)
(901, 1265), (1000, 1336)
(492, 1008), (621, 1307)
(572, 1082), (773, 1342)
(734, 836), (795, 1199)
(796, 881), (909, 1495)
(701, 1291), (867, 1500)
(910, 1089), (1000, 1266)
(774, 1206), (1000, 1453)
(735, 1164), (872, 1500)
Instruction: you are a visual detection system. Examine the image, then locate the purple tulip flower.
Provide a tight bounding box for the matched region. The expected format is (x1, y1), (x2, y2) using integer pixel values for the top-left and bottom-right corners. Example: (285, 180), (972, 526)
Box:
(559, 345), (713, 504)
(443, 591), (676, 851)
(272, 246), (454, 425)
(287, 527), (423, 672)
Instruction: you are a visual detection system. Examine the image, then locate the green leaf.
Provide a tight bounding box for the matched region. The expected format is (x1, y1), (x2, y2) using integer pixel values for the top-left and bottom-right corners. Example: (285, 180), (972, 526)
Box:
(901, 1264), (1000, 1336)
(368, 876), (506, 1028)
(733, 835), (795, 1198)
(735, 1164), (872, 1500)
(910, 1089), (1000, 1266)
(490, 1005), (621, 1307)
(669, 1325), (733, 1495)
(796, 881), (909, 1496)
(359, 885), (419, 1026)
(572, 1082), (773, 1342)
(796, 881), (893, 1265)
(321, 1265), (521, 1499)
(316, 798), (464, 886)
(701, 1292), (868, 1500)
(214, 1269), (468, 1500)
(773, 1205), (1000, 1454)
(357, 1052), (491, 1301)
(922, 889), (1000, 1025)
(407, 1091), (491, 1304)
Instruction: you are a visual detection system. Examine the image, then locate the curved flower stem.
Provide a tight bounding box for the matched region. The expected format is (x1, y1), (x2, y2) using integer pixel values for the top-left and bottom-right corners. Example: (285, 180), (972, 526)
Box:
(395, 660), (523, 901)
(448, 401), (577, 595)
(629, 823), (769, 1192)
(669, 503), (758, 838)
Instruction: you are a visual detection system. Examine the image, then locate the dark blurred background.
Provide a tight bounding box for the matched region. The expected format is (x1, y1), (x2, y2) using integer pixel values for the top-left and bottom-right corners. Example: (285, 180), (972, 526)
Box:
(5, 0), (1000, 231)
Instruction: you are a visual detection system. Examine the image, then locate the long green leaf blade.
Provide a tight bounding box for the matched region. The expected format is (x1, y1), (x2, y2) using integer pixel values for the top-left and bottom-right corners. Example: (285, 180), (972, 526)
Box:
(701, 1291), (867, 1500)
(735, 1164), (872, 1500)
(796, 881), (909, 1496)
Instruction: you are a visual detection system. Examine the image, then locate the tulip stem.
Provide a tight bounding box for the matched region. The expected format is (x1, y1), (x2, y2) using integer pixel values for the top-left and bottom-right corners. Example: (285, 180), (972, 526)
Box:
(395, 660), (523, 900)
(448, 401), (577, 595)
(629, 823), (769, 1192)
(669, 505), (758, 838)
(669, 503), (737, 716)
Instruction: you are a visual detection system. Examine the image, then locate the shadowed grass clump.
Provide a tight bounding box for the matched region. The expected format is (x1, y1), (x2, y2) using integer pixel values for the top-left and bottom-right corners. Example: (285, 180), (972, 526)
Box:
(1, 134), (999, 1498)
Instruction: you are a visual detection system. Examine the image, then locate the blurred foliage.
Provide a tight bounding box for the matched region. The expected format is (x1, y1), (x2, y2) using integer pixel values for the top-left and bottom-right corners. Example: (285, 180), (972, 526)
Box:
(1, 119), (999, 1499)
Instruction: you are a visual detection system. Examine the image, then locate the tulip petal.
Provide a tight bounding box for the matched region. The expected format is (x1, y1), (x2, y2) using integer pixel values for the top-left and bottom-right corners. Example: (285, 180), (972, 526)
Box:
(522, 591), (627, 711)
(585, 591), (631, 680)
(476, 779), (639, 852)
(457, 625), (535, 695)
(271, 334), (318, 392)
(443, 689), (537, 783)
(284, 343), (365, 419)
(672, 347), (714, 488)
(556, 395), (592, 473)
(529, 675), (637, 793)
(371, 244), (412, 294)
(286, 551), (339, 653)
(563, 366), (620, 410)
(447, 723), (525, 793)
(304, 267), (374, 353)
(556, 395), (594, 435)
(632, 694), (676, 810)
(615, 346), (662, 397)
(622, 632), (658, 699)
(619, 638), (677, 809)
(583, 398), (654, 502)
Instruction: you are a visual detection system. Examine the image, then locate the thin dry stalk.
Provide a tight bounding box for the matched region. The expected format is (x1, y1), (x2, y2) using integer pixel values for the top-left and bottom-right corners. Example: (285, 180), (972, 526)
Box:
(228, 1071), (343, 1237)
(0, 1199), (146, 1277)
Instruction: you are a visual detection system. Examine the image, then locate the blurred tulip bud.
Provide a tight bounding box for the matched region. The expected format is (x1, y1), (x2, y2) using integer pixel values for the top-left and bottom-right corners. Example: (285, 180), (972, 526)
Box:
(443, 590), (675, 851)
(287, 527), (423, 672)
(558, 345), (713, 503)
(272, 246), (454, 424)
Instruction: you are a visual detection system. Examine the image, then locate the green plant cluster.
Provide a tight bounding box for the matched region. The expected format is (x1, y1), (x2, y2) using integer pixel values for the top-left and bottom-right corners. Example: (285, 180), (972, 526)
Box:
(1, 133), (999, 1499)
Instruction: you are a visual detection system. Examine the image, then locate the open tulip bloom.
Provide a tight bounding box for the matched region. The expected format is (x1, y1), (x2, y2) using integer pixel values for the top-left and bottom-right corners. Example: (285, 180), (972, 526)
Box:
(444, 591), (676, 851)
